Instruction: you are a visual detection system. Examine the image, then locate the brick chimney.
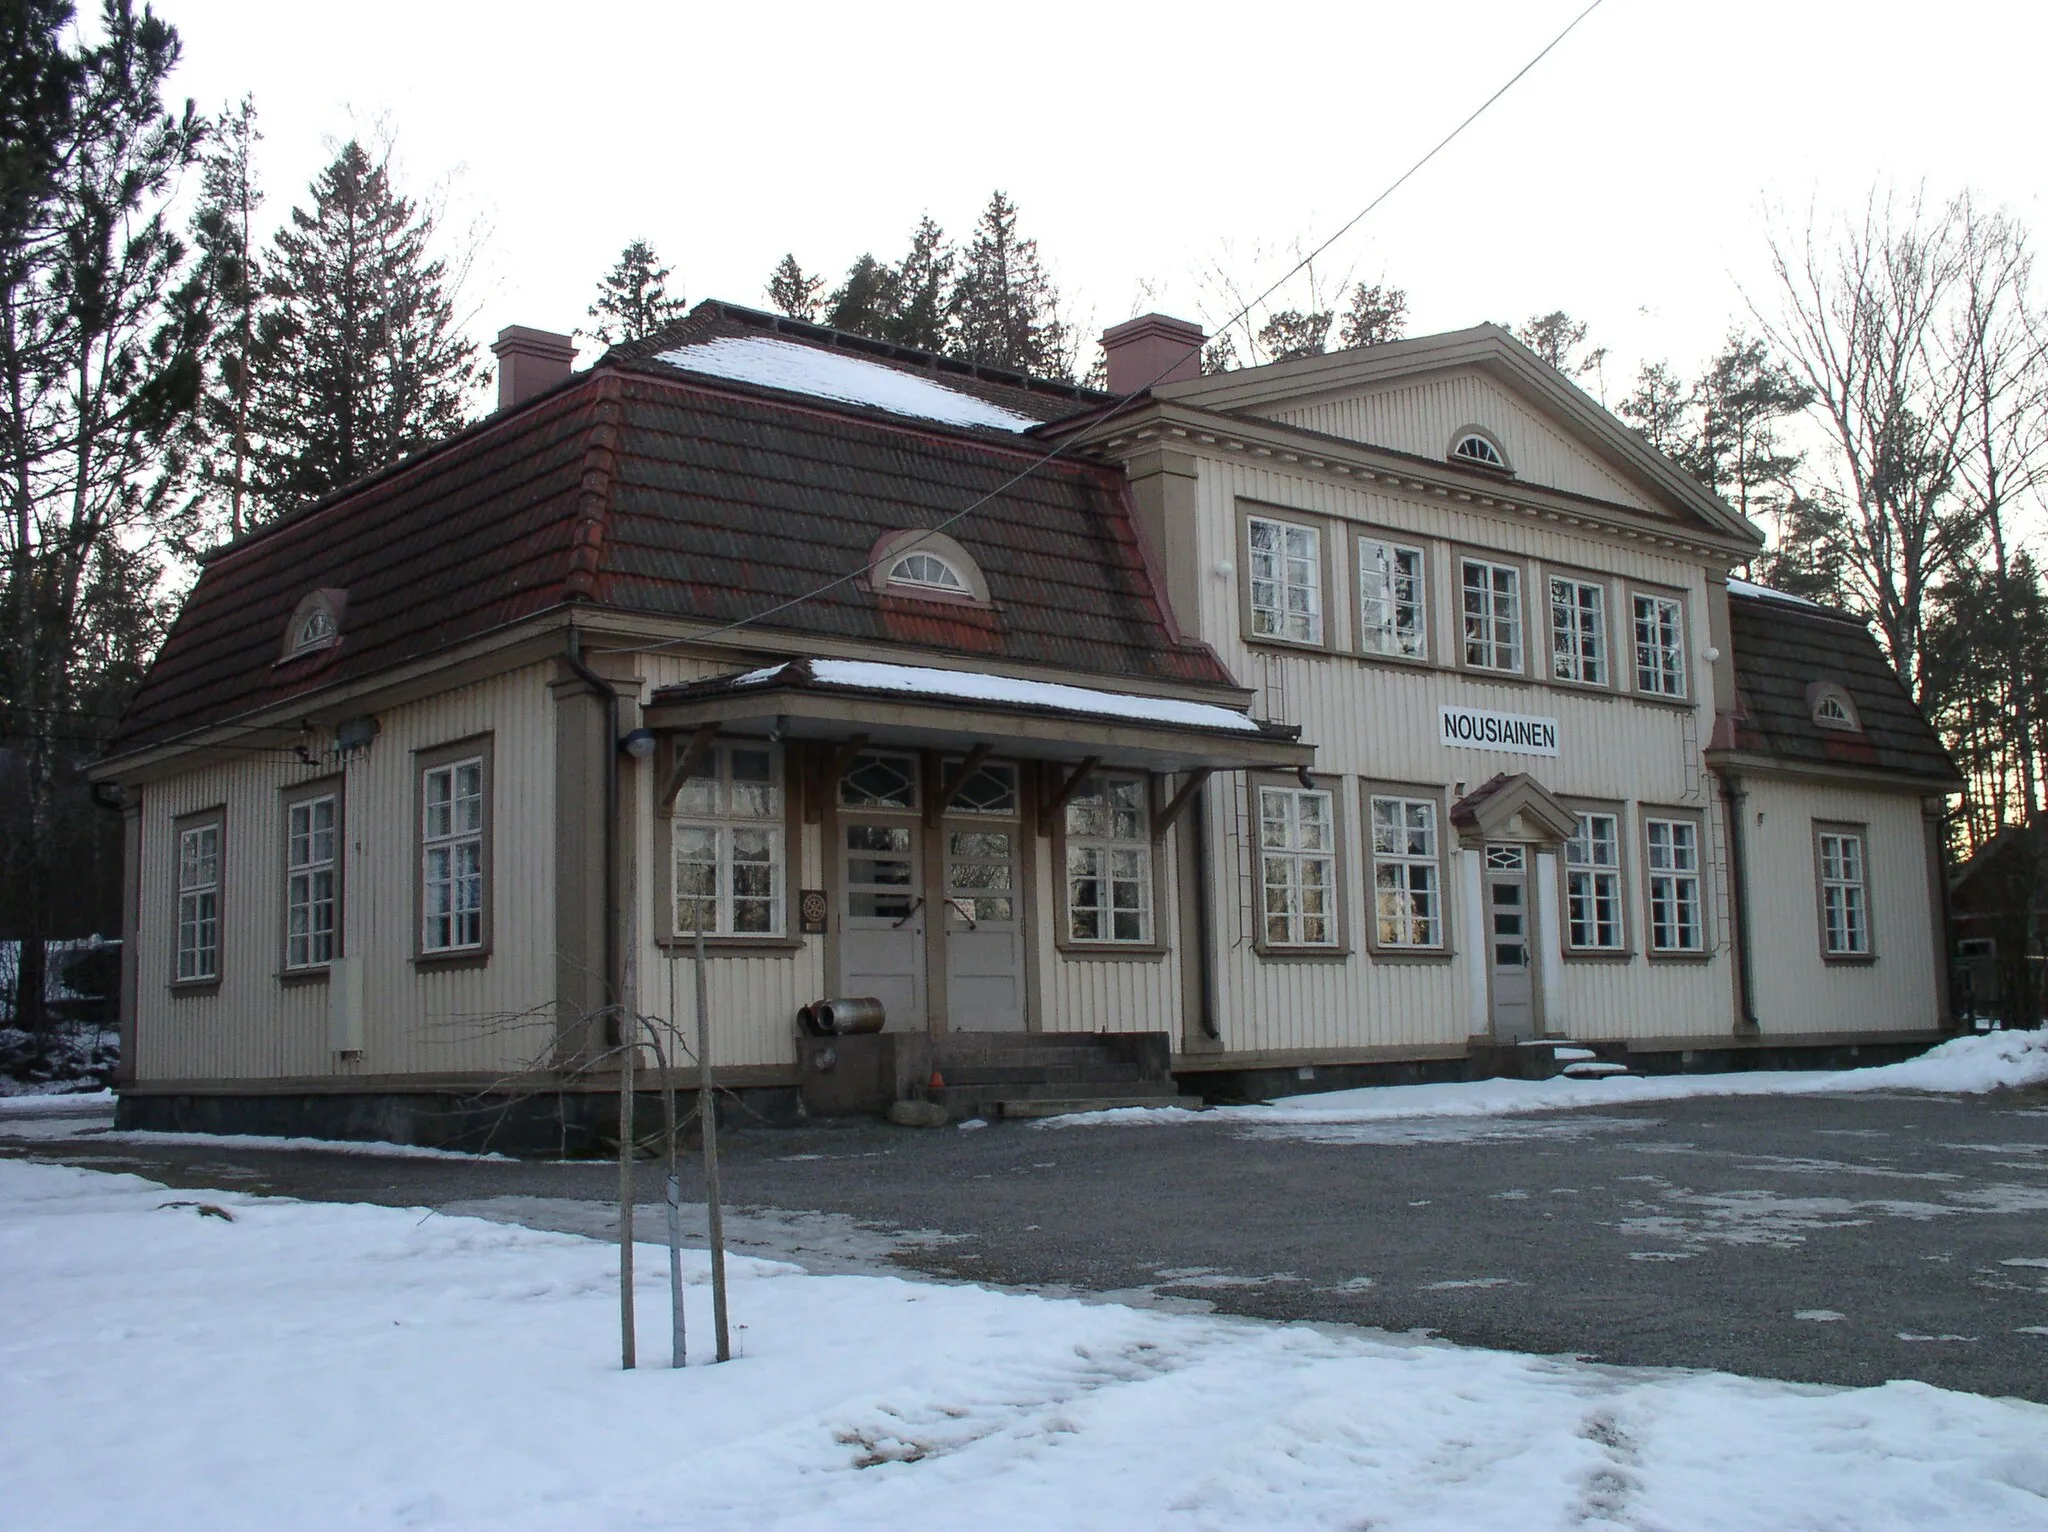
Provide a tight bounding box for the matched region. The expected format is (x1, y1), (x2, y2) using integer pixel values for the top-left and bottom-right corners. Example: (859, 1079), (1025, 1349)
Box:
(490, 325), (576, 409)
(1100, 313), (1206, 396)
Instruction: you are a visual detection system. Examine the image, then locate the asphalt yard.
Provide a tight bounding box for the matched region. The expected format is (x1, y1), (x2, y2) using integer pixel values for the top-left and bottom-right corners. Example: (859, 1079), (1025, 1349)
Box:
(9, 1086), (2048, 1403)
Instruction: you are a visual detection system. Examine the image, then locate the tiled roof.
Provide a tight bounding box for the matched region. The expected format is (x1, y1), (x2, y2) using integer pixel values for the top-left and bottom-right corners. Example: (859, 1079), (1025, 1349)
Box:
(108, 330), (1232, 756)
(1722, 589), (1960, 786)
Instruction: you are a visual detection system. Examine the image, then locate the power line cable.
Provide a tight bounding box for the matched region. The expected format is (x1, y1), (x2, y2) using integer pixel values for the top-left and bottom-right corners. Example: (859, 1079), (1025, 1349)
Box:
(606, 0), (1609, 660)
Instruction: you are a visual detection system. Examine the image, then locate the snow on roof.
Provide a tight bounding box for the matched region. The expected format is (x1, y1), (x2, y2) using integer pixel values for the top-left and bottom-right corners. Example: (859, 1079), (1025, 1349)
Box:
(1727, 577), (1824, 610)
(733, 658), (1262, 734)
(653, 336), (1040, 432)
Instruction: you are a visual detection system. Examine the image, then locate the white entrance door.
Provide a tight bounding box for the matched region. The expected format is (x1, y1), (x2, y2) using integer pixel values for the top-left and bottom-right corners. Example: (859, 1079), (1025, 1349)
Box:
(943, 822), (1025, 1031)
(840, 817), (925, 1031)
(1485, 843), (1535, 1042)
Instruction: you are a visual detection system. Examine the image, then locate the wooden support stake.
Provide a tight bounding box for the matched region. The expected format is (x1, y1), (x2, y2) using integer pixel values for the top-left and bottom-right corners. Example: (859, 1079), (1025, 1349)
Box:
(659, 723), (721, 811)
(1038, 756), (1102, 835)
(928, 742), (992, 825)
(695, 923), (731, 1362)
(617, 1024), (635, 1370)
(1151, 768), (1215, 839)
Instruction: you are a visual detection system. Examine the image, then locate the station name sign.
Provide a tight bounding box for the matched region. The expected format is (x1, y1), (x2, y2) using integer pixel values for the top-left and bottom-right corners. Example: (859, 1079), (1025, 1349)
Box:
(1439, 706), (1560, 757)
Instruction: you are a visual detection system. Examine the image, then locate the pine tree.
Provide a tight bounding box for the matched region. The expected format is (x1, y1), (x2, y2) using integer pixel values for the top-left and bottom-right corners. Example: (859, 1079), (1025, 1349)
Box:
(1337, 282), (1407, 348)
(881, 215), (952, 351)
(1618, 361), (1692, 456)
(587, 238), (686, 345)
(1516, 310), (1606, 381)
(947, 191), (1070, 379)
(245, 140), (479, 519)
(1689, 333), (1810, 524)
(765, 253), (822, 322)
(824, 252), (892, 337)
(181, 94), (262, 543)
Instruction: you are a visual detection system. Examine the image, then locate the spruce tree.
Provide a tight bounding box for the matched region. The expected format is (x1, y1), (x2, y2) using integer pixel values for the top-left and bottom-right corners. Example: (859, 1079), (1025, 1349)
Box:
(825, 252), (891, 337)
(881, 215), (952, 352)
(765, 253), (822, 322)
(947, 191), (1070, 379)
(245, 140), (479, 519)
(587, 238), (686, 344)
(182, 94), (262, 543)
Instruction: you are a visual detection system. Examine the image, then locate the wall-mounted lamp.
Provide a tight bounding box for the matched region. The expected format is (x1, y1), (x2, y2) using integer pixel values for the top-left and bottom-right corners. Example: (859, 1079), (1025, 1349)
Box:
(1214, 559), (1235, 579)
(335, 714), (380, 754)
(1702, 645), (1722, 663)
(619, 727), (656, 760)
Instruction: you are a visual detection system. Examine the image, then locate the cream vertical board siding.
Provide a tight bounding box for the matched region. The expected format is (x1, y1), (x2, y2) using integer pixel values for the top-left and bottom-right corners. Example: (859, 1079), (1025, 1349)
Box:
(632, 652), (820, 1072)
(1739, 778), (1941, 1035)
(132, 664), (560, 1083)
(1248, 369), (1655, 511)
(1185, 453), (1739, 1056)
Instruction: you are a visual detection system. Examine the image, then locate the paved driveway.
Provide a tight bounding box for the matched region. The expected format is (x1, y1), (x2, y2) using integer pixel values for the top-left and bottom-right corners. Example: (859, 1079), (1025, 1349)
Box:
(9, 1087), (2048, 1402)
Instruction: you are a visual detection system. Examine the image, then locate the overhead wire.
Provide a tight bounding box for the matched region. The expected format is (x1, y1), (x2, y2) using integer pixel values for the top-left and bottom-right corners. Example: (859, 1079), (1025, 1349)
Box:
(604, 0), (1609, 660)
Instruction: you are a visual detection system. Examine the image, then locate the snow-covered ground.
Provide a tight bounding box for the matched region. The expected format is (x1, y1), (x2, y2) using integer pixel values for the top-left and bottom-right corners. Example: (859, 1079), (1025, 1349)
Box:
(1050, 1029), (2048, 1135)
(5, 1158), (2046, 1530)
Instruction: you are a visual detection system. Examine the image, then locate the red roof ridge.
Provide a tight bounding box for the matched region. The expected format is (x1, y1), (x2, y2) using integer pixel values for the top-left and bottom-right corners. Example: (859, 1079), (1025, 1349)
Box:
(562, 372), (624, 603)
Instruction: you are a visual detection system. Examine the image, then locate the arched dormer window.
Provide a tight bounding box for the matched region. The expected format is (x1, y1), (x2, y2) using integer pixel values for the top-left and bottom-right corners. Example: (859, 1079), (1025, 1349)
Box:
(866, 529), (991, 606)
(1806, 681), (1862, 732)
(1449, 429), (1510, 471)
(281, 588), (346, 661)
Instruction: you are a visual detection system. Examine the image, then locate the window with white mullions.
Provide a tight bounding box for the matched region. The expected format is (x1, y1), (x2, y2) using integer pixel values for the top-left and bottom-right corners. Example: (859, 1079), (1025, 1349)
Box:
(887, 550), (968, 593)
(1369, 794), (1441, 948)
(1065, 773), (1151, 943)
(285, 793), (338, 970)
(1633, 593), (1687, 696)
(1564, 811), (1623, 951)
(1817, 830), (1870, 956)
(1259, 786), (1338, 947)
(1548, 576), (1607, 685)
(1461, 558), (1523, 672)
(673, 744), (785, 937)
(1359, 537), (1426, 659)
(1248, 516), (1323, 644)
(1644, 816), (1703, 953)
(175, 820), (221, 982)
(421, 758), (485, 952)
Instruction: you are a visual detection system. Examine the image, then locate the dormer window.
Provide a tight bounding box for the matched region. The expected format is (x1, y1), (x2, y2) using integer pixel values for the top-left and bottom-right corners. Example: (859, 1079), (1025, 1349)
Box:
(281, 588), (346, 661)
(887, 551), (968, 593)
(1808, 682), (1862, 732)
(866, 529), (991, 607)
(1450, 430), (1509, 471)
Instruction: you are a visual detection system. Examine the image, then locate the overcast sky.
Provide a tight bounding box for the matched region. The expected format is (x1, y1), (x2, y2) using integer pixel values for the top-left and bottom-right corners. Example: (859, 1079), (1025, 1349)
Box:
(156, 0), (2047, 399)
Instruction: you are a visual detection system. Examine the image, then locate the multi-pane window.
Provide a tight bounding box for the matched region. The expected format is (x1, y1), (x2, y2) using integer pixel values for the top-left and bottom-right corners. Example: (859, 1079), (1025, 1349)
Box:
(1564, 811), (1623, 951)
(1259, 786), (1338, 947)
(1817, 830), (1870, 956)
(1549, 576), (1608, 685)
(1369, 794), (1441, 948)
(674, 744), (785, 937)
(1066, 773), (1151, 943)
(1644, 816), (1703, 953)
(175, 820), (222, 982)
(1248, 516), (1322, 644)
(887, 551), (967, 593)
(1359, 538), (1427, 659)
(1633, 593), (1687, 696)
(285, 793), (338, 970)
(1462, 558), (1523, 672)
(421, 757), (485, 952)
(840, 751), (918, 810)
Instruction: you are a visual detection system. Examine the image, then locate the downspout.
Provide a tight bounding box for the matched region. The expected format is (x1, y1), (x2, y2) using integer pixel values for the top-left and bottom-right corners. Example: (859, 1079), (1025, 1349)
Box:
(1716, 768), (1760, 1033)
(1191, 781), (1221, 1040)
(564, 626), (622, 1046)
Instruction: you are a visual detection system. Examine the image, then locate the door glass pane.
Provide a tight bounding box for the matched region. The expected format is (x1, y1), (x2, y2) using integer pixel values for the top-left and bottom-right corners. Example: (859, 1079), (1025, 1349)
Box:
(841, 753), (917, 809)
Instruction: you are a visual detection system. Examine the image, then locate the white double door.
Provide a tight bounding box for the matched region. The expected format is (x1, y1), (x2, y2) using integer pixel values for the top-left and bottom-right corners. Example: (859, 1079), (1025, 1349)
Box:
(838, 812), (1025, 1032)
(1485, 843), (1536, 1042)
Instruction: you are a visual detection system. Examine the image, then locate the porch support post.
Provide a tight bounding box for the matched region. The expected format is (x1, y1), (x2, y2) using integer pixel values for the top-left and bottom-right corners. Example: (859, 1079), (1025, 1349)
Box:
(1460, 847), (1489, 1036)
(928, 742), (993, 826)
(658, 723), (720, 811)
(811, 733), (871, 823)
(1151, 768), (1214, 839)
(1038, 756), (1101, 835)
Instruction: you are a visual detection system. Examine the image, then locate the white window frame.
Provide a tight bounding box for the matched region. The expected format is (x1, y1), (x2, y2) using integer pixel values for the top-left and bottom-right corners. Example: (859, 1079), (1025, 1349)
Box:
(1817, 828), (1871, 958)
(1451, 432), (1508, 469)
(886, 550), (968, 593)
(1064, 772), (1153, 945)
(1548, 575), (1608, 686)
(1358, 536), (1427, 660)
(1461, 557), (1524, 673)
(1247, 514), (1324, 646)
(420, 755), (486, 955)
(285, 791), (339, 971)
(175, 816), (223, 984)
(1643, 815), (1704, 955)
(1564, 810), (1625, 953)
(1258, 784), (1340, 949)
(672, 743), (787, 939)
(1368, 793), (1443, 950)
(1632, 592), (1688, 697)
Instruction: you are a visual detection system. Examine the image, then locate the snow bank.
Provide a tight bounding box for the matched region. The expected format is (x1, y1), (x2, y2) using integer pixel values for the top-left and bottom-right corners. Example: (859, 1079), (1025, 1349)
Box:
(1727, 577), (1826, 609)
(735, 657), (1263, 733)
(5, 1159), (2045, 1530)
(0, 1088), (114, 1113)
(1049, 1030), (2048, 1131)
(654, 336), (1041, 431)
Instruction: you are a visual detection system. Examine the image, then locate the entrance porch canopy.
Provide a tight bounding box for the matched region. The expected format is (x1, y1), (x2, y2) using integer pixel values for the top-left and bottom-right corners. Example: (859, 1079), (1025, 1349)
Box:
(642, 657), (1313, 775)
